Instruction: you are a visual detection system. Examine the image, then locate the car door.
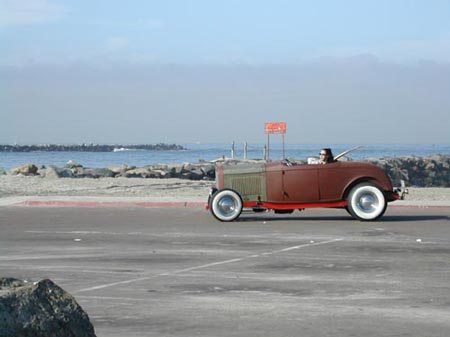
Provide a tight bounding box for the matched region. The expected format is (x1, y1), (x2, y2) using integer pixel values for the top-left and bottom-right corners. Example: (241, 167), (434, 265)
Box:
(281, 164), (320, 203)
(317, 162), (347, 201)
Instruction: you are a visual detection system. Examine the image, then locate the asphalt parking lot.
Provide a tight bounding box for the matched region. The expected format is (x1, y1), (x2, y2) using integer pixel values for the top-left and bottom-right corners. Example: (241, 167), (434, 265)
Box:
(1, 206), (450, 337)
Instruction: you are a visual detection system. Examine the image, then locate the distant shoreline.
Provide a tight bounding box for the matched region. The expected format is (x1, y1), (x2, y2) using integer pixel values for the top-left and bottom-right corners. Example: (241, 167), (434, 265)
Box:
(0, 143), (186, 152)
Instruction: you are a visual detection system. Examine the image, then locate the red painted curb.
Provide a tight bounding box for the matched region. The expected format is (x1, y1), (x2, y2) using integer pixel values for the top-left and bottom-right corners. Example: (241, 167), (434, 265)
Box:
(18, 200), (208, 208)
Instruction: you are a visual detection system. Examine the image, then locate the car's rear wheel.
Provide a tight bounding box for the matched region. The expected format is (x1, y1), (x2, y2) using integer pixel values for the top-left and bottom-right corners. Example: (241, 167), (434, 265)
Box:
(210, 189), (243, 222)
(347, 183), (387, 221)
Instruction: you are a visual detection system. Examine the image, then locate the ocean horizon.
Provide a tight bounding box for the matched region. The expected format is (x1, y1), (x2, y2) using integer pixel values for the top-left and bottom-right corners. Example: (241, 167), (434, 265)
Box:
(0, 143), (449, 171)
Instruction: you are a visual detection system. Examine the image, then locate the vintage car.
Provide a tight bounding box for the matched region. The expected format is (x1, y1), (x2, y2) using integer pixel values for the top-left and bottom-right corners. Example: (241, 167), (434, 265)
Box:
(208, 152), (407, 222)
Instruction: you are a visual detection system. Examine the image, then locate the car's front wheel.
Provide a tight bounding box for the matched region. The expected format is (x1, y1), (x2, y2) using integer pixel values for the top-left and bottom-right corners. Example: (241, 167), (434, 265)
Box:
(347, 183), (387, 221)
(210, 189), (243, 222)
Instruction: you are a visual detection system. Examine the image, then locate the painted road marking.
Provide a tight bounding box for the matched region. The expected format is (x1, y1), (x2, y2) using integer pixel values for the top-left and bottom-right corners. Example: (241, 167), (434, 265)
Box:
(74, 238), (343, 294)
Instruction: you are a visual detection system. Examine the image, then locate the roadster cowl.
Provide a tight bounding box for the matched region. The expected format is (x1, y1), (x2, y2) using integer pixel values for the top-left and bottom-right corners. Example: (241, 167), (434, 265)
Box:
(208, 159), (406, 222)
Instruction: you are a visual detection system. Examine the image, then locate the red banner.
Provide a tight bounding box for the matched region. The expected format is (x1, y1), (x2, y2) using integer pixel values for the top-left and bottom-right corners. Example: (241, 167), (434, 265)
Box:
(265, 122), (286, 134)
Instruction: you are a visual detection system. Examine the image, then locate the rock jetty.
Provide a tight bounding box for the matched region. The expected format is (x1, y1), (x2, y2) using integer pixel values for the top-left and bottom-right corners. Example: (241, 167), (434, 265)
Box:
(0, 143), (185, 152)
(2, 155), (449, 187)
(0, 277), (96, 337)
(32, 160), (217, 180)
(366, 155), (449, 188)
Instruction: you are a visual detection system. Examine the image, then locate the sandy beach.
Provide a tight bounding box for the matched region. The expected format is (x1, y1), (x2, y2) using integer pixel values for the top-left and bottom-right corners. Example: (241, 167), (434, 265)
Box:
(0, 176), (213, 206)
(1, 175), (450, 207)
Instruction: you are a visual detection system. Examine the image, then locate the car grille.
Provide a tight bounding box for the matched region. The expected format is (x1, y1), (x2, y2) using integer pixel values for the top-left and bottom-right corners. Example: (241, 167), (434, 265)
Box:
(224, 174), (266, 201)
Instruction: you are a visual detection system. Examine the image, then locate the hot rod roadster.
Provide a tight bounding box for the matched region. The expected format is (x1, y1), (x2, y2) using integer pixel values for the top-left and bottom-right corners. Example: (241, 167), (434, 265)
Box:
(208, 152), (407, 222)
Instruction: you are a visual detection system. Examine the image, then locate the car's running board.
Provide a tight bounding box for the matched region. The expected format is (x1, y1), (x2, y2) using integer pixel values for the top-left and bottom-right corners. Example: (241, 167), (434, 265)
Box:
(243, 200), (348, 210)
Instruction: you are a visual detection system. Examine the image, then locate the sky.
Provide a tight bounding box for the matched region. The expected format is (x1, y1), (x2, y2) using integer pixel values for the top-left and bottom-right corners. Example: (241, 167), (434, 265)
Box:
(1, 0), (450, 144)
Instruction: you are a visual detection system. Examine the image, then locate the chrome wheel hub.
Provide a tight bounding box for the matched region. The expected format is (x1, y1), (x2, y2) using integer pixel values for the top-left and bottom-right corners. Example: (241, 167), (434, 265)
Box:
(218, 197), (237, 215)
(357, 193), (378, 212)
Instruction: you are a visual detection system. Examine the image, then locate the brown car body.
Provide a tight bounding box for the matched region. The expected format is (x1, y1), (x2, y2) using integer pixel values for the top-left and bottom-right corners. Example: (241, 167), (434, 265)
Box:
(209, 160), (403, 221)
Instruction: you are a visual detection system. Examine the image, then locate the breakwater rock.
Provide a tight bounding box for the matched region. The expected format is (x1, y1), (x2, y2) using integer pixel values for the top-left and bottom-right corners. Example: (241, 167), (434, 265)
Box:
(33, 160), (217, 181)
(0, 143), (185, 152)
(3, 155), (449, 187)
(366, 155), (449, 187)
(0, 277), (96, 337)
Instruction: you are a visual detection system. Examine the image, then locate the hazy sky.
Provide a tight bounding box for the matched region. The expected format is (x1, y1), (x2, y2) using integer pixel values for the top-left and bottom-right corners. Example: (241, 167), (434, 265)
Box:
(1, 0), (450, 144)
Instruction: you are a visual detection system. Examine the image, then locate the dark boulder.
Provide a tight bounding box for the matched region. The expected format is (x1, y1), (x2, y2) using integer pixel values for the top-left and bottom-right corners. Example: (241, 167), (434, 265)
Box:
(75, 168), (115, 178)
(0, 277), (96, 337)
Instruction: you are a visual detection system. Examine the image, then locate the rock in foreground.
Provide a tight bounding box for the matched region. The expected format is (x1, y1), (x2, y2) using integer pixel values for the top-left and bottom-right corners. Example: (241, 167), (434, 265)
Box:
(0, 277), (96, 337)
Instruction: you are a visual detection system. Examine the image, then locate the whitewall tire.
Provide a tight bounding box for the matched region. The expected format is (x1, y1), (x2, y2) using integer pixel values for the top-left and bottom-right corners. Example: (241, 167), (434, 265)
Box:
(210, 189), (243, 222)
(348, 183), (387, 221)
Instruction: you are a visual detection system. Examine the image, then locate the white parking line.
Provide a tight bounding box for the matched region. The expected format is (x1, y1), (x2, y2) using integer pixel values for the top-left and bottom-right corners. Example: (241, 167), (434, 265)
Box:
(74, 238), (343, 294)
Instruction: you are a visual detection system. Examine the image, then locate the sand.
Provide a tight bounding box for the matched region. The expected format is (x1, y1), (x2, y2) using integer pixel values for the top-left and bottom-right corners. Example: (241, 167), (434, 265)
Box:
(0, 176), (213, 203)
(1, 175), (449, 207)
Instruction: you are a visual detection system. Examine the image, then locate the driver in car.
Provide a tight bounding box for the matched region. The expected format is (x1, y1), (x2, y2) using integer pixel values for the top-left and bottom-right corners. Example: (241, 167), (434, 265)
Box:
(319, 148), (336, 164)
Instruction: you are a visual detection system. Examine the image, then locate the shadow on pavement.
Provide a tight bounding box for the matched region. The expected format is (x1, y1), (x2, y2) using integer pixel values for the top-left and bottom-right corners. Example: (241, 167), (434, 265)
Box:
(236, 214), (449, 223)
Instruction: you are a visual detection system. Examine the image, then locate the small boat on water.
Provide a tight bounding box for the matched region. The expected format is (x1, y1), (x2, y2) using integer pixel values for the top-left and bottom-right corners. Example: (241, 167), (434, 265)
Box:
(113, 147), (132, 152)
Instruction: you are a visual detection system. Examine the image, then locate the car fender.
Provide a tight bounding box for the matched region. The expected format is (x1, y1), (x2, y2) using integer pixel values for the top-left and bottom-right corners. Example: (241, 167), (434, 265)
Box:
(342, 176), (391, 200)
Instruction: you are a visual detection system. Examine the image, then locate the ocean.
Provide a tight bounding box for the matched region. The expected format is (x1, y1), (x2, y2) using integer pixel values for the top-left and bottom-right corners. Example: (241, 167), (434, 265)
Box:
(0, 143), (449, 171)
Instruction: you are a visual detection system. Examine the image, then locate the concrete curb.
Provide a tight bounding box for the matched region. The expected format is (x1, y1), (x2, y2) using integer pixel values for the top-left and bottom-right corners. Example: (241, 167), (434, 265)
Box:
(15, 200), (208, 208)
(390, 204), (450, 209)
